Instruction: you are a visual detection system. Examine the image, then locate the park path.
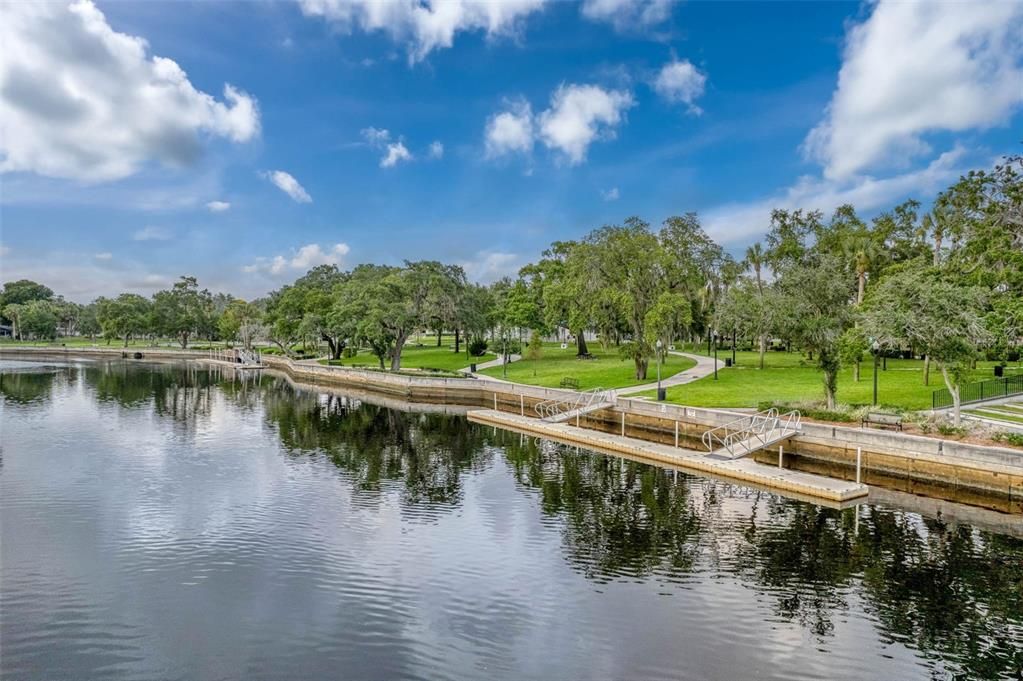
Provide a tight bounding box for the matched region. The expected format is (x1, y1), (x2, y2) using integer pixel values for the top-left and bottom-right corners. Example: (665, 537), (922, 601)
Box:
(460, 353), (521, 379)
(613, 352), (721, 396)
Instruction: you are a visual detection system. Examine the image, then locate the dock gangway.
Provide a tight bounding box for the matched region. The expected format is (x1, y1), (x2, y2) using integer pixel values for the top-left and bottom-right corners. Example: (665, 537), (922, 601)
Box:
(701, 408), (801, 459)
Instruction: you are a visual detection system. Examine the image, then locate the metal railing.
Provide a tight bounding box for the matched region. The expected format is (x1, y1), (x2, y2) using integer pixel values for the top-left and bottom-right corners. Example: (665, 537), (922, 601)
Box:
(701, 408), (801, 457)
(534, 387), (614, 421)
(932, 373), (1023, 409)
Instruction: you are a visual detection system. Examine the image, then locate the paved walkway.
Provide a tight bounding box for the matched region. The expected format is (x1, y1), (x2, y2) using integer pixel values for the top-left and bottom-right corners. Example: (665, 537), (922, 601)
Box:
(614, 351), (721, 396)
(460, 353), (521, 379)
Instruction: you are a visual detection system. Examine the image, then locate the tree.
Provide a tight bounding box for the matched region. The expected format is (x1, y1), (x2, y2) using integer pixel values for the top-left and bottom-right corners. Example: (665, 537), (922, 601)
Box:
(18, 300), (58, 339)
(524, 241), (594, 357)
(263, 285), (305, 357)
(292, 265), (349, 359)
(715, 280), (774, 369)
(645, 291), (692, 351)
(79, 302), (101, 341)
(838, 326), (869, 383)
(862, 267), (989, 425)
(218, 299), (260, 348)
(0, 279), (53, 308)
(659, 213), (726, 344)
(744, 242), (766, 292)
(454, 284), (493, 357)
(332, 264), (420, 371)
(152, 276), (213, 348)
(525, 330), (543, 376)
(2, 303), (24, 340)
(774, 254), (856, 409)
(764, 208), (821, 270)
(96, 294), (151, 346)
(583, 219), (664, 380)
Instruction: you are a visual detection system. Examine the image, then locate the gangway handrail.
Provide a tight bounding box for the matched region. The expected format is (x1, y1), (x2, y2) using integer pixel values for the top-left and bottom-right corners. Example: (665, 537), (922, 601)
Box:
(701, 408), (801, 457)
(534, 387), (614, 421)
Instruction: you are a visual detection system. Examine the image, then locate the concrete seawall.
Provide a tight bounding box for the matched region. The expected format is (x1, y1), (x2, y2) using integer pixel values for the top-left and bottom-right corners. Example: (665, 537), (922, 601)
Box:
(4, 346), (1021, 513)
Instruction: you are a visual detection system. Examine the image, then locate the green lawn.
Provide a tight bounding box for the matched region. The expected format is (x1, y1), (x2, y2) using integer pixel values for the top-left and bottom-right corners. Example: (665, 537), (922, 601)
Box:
(640, 348), (1020, 410)
(480, 344), (697, 390)
(320, 341), (487, 372)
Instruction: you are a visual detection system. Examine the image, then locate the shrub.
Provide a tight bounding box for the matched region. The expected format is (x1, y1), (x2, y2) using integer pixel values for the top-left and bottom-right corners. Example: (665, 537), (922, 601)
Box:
(993, 432), (1023, 447)
(937, 423), (967, 438)
(1008, 349), (1021, 362)
(468, 339), (488, 357)
(342, 346), (358, 358)
(756, 401), (856, 423)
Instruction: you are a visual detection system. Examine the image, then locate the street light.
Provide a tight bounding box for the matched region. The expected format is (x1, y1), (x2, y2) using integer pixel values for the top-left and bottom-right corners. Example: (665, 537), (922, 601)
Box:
(656, 338), (664, 400)
(872, 339), (880, 405)
(713, 330), (719, 380)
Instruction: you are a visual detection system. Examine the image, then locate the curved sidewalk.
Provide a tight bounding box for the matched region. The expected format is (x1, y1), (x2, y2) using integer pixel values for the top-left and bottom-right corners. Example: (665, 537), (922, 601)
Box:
(613, 352), (721, 396)
(459, 353), (521, 380)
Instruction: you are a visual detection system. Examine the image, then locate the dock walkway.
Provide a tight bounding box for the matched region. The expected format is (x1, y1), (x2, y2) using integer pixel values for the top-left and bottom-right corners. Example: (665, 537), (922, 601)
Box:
(468, 409), (868, 503)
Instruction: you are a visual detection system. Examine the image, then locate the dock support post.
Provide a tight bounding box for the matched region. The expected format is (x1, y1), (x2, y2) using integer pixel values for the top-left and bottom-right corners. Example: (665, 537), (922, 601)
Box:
(520, 394), (524, 416)
(494, 393), (497, 411)
(674, 421), (679, 448)
(621, 412), (626, 437)
(576, 412), (580, 427)
(856, 447), (862, 484)
(778, 445), (784, 469)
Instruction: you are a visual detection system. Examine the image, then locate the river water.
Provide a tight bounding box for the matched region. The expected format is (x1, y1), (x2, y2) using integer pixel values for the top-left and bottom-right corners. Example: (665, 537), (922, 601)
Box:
(1, 360), (1021, 681)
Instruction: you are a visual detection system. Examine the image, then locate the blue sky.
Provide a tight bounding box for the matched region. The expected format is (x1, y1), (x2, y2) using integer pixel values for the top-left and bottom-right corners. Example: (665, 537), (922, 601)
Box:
(2, 0), (1022, 301)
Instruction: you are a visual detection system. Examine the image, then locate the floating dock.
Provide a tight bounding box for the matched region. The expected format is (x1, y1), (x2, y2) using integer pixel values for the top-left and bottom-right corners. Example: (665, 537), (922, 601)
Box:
(468, 409), (869, 503)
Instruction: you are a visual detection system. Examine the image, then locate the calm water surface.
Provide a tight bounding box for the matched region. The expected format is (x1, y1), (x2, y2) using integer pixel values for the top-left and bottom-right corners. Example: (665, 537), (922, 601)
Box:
(2, 360), (1021, 681)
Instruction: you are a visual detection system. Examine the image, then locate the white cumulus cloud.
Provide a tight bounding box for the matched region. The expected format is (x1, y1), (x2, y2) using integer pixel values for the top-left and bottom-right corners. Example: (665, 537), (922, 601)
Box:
(804, 0), (1023, 180)
(298, 0), (547, 63)
(485, 85), (634, 165)
(485, 100), (535, 158)
(459, 251), (523, 283)
(0, 0), (259, 182)
(264, 170), (312, 203)
(538, 84), (634, 165)
(653, 59), (706, 113)
(243, 243), (351, 276)
(380, 142), (413, 168)
(427, 140), (444, 159)
(601, 187), (620, 201)
(361, 127), (415, 168)
(206, 200), (231, 213)
(703, 146), (970, 245)
(94, 252), (113, 260)
(132, 226), (172, 241)
(581, 0), (674, 30)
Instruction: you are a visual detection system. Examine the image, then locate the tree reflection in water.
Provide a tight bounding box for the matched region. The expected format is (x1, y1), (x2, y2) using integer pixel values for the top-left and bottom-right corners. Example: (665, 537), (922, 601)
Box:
(4, 361), (1020, 680)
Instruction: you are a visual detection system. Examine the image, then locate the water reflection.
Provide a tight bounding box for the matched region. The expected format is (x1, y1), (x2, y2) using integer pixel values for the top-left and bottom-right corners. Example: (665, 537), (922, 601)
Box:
(2, 360), (1021, 681)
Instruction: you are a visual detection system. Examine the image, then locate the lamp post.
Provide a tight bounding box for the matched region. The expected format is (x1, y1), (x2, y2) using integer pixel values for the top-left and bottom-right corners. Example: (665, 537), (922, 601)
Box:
(872, 339), (880, 406)
(656, 339), (664, 400)
(713, 330), (719, 381)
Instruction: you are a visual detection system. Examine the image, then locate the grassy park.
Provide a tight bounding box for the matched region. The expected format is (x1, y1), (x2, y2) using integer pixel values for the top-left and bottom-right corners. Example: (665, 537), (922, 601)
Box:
(480, 342), (697, 390)
(639, 344), (1021, 411)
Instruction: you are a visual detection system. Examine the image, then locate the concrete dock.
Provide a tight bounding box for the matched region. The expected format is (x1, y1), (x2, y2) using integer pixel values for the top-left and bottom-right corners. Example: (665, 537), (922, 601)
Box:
(468, 409), (869, 503)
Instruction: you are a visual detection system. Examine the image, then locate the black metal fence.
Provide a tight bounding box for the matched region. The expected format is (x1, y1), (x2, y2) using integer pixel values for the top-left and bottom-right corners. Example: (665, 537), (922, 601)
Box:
(932, 373), (1023, 409)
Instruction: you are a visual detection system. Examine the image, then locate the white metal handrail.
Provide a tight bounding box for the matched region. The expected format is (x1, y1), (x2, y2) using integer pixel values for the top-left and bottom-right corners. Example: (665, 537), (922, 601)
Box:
(701, 408), (801, 457)
(534, 387), (613, 421)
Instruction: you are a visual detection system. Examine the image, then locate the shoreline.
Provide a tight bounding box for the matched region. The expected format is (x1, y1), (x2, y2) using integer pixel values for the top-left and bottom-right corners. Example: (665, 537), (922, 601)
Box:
(3, 345), (1020, 514)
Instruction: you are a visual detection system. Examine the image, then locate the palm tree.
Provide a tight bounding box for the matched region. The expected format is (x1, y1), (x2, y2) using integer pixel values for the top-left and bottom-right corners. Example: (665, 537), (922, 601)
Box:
(744, 243), (765, 293)
(843, 235), (887, 305)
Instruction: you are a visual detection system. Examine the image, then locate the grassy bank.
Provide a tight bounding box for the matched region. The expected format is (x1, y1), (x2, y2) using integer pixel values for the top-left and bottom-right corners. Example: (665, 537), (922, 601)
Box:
(480, 343), (696, 390)
(639, 347), (1020, 410)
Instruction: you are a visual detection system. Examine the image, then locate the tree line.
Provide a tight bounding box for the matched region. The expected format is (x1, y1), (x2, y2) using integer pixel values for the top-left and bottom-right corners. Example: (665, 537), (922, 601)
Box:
(3, 157), (1019, 422)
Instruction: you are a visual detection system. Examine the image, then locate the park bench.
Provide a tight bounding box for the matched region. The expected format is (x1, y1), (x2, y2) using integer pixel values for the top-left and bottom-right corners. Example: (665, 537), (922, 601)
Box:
(861, 412), (903, 431)
(559, 377), (580, 390)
